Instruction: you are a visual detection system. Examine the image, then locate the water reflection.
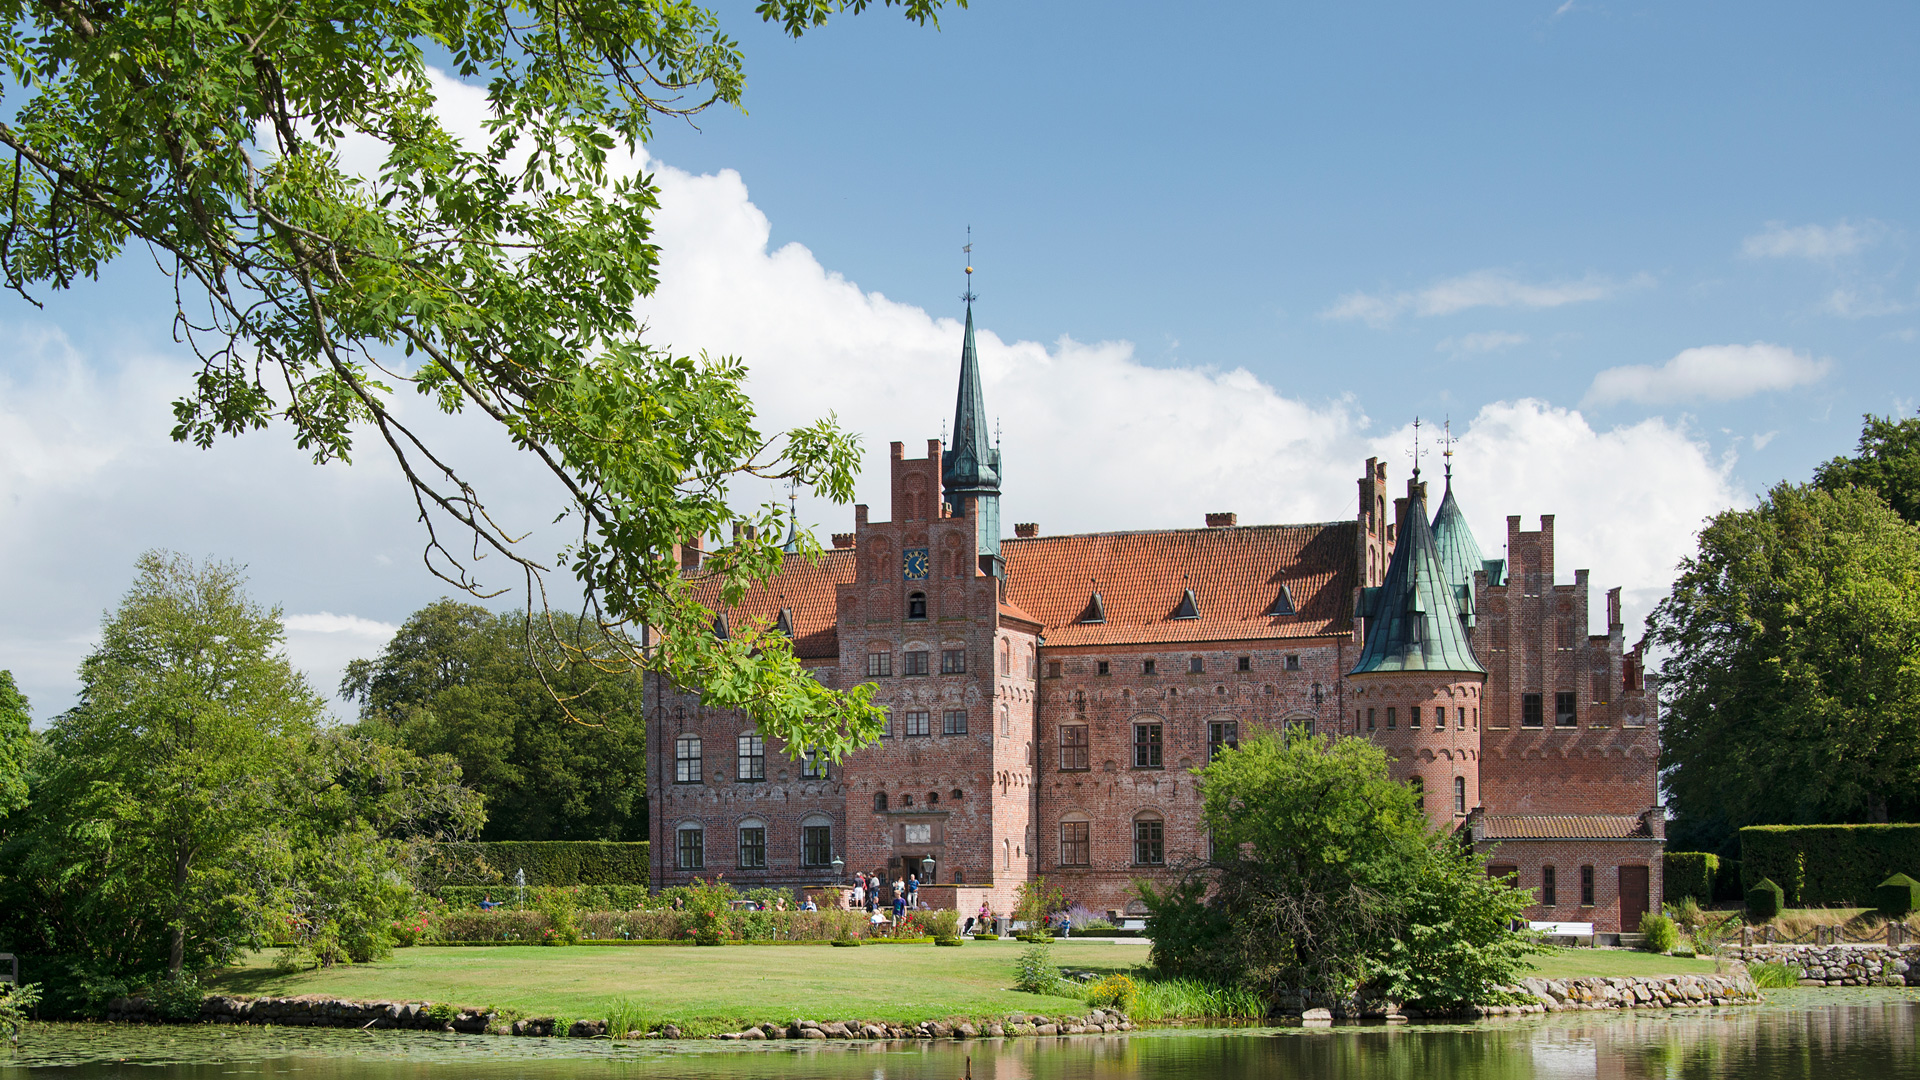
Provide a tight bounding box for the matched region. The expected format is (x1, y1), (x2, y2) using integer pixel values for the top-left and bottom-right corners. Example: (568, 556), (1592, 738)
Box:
(3, 990), (1914, 1080)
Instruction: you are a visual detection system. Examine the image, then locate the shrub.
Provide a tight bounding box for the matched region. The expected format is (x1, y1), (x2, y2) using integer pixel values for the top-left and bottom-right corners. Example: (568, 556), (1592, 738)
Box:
(1128, 978), (1264, 1022)
(0, 982), (42, 1041)
(1085, 974), (1137, 1012)
(426, 1002), (459, 1023)
(680, 878), (739, 945)
(1747, 878), (1785, 920)
(1013, 942), (1066, 995)
(147, 973), (206, 1021)
(830, 939), (862, 947)
(1664, 852), (1719, 906)
(923, 908), (961, 939)
(535, 887), (581, 946)
(1876, 873), (1920, 917)
(934, 937), (964, 947)
(1740, 825), (1920, 906)
(426, 841), (650, 887)
(1638, 913), (1679, 953)
(973, 932), (1000, 940)
(1749, 960), (1799, 989)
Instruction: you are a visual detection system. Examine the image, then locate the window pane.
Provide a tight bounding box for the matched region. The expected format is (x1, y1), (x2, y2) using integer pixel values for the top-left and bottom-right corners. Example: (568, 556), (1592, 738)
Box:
(738, 734), (764, 780)
(943, 709), (968, 735)
(801, 751), (826, 779)
(1060, 725), (1089, 770)
(739, 827), (766, 869)
(867, 652), (892, 677)
(1061, 821), (1090, 867)
(1134, 819), (1164, 865)
(1581, 865), (1595, 905)
(675, 736), (702, 783)
(942, 649), (966, 674)
(1409, 705), (1420, 729)
(1454, 775), (1466, 814)
(1188, 656), (1204, 674)
(677, 828), (704, 870)
(1134, 724), (1162, 768)
(1542, 866), (1557, 907)
(1556, 692), (1578, 727)
(1208, 721), (1239, 762)
(904, 650), (929, 675)
(802, 825), (832, 867)
(1522, 694), (1544, 727)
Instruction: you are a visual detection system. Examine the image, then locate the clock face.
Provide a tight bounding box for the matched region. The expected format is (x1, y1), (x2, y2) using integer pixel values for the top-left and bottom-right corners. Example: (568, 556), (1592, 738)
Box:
(903, 548), (930, 580)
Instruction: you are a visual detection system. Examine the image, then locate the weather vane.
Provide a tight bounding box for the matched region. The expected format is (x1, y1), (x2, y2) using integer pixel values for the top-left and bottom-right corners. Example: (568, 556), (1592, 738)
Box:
(961, 226), (976, 306)
(1442, 417), (1454, 483)
(1408, 416), (1428, 480)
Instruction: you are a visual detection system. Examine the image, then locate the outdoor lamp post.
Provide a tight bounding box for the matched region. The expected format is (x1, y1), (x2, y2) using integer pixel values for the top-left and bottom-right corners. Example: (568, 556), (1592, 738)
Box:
(831, 855), (844, 883)
(921, 856), (935, 884)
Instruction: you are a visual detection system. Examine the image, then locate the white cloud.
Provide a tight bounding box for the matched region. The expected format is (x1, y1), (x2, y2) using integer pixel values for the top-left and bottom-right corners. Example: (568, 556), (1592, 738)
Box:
(1583, 342), (1831, 406)
(1820, 286), (1911, 319)
(1325, 270), (1642, 325)
(1438, 330), (1530, 355)
(1742, 220), (1879, 261)
(281, 613), (400, 708)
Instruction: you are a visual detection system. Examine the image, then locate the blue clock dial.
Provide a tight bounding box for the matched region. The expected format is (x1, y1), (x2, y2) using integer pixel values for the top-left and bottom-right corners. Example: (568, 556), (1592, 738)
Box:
(903, 548), (930, 580)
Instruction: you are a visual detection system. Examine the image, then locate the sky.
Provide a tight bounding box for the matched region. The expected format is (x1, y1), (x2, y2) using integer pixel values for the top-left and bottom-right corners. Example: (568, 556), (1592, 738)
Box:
(3, 2), (1917, 722)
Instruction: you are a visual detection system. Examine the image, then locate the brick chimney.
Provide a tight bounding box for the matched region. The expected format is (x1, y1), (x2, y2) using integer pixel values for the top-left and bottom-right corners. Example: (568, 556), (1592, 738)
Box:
(1014, 523), (1039, 538)
(1205, 512), (1237, 528)
(831, 533), (856, 549)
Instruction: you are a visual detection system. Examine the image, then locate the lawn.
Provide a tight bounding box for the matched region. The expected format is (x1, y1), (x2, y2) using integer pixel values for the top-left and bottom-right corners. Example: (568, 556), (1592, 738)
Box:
(205, 940), (1129, 1033)
(201, 939), (1721, 1034)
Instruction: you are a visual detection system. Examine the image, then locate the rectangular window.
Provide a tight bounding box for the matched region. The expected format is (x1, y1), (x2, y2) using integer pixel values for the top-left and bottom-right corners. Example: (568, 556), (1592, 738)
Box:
(802, 825), (832, 867)
(1556, 691), (1578, 727)
(1580, 865), (1596, 906)
(801, 751), (826, 779)
(674, 736), (702, 784)
(1367, 707), (1376, 731)
(1454, 775), (1467, 814)
(738, 827), (766, 869)
(1409, 705), (1421, 729)
(1458, 706), (1467, 729)
(1046, 660), (1062, 678)
(1487, 864), (1517, 885)
(677, 828), (704, 871)
(866, 652), (892, 677)
(1133, 723), (1164, 769)
(1237, 656), (1252, 671)
(1096, 660), (1110, 676)
(903, 650), (930, 676)
(941, 649), (966, 674)
(1411, 778), (1425, 811)
(1188, 656), (1204, 674)
(942, 709), (968, 735)
(1286, 654), (1300, 671)
(1209, 721), (1240, 762)
(1591, 671), (1609, 705)
(904, 710), (931, 737)
(1386, 707), (1397, 729)
(1522, 693), (1544, 727)
(737, 734), (764, 781)
(1134, 819), (1164, 865)
(1142, 659), (1156, 675)
(1059, 725), (1089, 770)
(1060, 821), (1090, 867)
(1541, 866), (1558, 907)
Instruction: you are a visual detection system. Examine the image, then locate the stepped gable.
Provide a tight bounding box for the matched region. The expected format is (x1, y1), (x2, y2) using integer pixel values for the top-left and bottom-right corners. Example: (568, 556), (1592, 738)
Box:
(689, 548), (856, 661)
(1000, 521), (1358, 646)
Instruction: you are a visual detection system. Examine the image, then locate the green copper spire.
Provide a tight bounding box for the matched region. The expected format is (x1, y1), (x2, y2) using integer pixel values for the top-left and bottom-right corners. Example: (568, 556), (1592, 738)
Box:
(1431, 471), (1485, 595)
(941, 260), (1002, 568)
(1349, 480), (1485, 676)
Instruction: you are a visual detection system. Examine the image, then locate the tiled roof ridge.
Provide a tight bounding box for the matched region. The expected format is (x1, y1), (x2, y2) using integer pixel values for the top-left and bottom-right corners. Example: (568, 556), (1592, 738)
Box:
(1002, 519), (1354, 543)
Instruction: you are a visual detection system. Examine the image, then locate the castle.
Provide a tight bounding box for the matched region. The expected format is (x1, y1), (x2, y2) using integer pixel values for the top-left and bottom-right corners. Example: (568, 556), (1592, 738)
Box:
(647, 303), (1665, 933)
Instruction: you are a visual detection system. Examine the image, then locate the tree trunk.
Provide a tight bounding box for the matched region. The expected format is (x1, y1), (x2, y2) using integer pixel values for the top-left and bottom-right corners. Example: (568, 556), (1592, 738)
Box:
(168, 844), (194, 976)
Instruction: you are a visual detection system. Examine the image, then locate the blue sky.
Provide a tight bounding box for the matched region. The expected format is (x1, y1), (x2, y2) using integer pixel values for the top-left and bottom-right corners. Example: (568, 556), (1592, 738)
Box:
(3, 1), (1916, 717)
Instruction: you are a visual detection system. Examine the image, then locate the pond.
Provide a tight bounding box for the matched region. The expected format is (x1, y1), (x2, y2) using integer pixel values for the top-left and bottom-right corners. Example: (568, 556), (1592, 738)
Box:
(4, 989), (1915, 1080)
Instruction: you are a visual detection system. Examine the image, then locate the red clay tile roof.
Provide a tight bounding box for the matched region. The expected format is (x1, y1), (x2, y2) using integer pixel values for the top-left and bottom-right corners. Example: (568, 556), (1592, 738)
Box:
(698, 549), (856, 661)
(998, 600), (1044, 628)
(1001, 522), (1359, 646)
(1477, 814), (1651, 840)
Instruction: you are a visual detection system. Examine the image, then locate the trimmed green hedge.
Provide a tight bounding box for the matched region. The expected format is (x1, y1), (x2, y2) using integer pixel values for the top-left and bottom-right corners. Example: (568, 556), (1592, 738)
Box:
(1877, 873), (1920, 917)
(434, 884), (651, 909)
(1663, 852), (1719, 905)
(1740, 825), (1920, 906)
(1747, 878), (1784, 920)
(427, 841), (650, 886)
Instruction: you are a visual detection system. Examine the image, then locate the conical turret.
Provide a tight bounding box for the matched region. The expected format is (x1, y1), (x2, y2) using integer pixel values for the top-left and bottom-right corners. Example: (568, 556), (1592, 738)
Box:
(1349, 479), (1485, 676)
(941, 300), (1003, 568)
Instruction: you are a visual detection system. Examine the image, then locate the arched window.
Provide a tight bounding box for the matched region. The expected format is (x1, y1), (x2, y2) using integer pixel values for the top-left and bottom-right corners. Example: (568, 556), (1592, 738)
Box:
(1454, 775), (1467, 815)
(874, 791), (888, 812)
(676, 823), (705, 870)
(907, 592), (928, 620)
(1059, 814), (1091, 867)
(800, 814), (833, 868)
(737, 819), (767, 869)
(674, 735), (702, 783)
(1000, 639), (1011, 676)
(1409, 776), (1425, 812)
(1133, 813), (1165, 866)
(928, 791), (940, 806)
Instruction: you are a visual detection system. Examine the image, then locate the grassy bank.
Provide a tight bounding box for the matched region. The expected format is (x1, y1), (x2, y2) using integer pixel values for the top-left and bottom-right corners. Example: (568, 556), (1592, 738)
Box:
(201, 939), (1728, 1035)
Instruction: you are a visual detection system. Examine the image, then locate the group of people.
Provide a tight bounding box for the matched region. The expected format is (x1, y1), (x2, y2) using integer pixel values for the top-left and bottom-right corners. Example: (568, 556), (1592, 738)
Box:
(842, 871), (920, 921)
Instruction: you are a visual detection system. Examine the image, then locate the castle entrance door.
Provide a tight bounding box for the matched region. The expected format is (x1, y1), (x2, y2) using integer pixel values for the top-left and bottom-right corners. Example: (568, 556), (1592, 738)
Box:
(1619, 864), (1650, 932)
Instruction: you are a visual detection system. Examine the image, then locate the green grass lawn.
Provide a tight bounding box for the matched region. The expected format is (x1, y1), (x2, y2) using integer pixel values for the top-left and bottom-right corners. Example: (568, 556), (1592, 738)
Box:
(1525, 947), (1724, 979)
(200, 939), (1720, 1035)
(205, 941), (1127, 1033)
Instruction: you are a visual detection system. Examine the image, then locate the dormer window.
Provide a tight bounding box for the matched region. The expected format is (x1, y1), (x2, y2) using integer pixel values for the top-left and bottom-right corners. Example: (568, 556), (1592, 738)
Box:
(907, 592), (928, 620)
(1171, 588), (1200, 620)
(1265, 586), (1297, 617)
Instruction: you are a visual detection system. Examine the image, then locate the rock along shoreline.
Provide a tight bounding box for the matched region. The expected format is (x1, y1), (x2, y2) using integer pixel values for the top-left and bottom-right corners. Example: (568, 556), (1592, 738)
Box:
(99, 970), (1761, 1039)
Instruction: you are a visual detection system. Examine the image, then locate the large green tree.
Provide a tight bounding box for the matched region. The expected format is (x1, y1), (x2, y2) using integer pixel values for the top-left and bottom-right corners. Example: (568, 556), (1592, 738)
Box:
(1815, 413), (1920, 525)
(0, 0), (954, 762)
(343, 598), (649, 841)
(1649, 482), (1920, 844)
(0, 671), (28, 815)
(0, 552), (482, 986)
(1143, 734), (1537, 1010)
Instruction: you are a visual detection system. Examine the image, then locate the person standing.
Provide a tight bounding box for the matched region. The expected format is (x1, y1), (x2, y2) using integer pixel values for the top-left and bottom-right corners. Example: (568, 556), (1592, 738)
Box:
(906, 874), (919, 909)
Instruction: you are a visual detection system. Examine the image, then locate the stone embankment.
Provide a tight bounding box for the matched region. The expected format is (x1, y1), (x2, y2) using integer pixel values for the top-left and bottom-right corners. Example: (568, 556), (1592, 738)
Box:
(1503, 973), (1760, 1013)
(1722, 944), (1918, 986)
(708, 1011), (1134, 1041)
(107, 996), (499, 1032)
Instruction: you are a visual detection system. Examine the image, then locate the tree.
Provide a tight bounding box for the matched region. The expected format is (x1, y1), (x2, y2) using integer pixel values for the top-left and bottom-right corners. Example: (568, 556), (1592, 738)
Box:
(0, 671), (28, 816)
(343, 599), (649, 841)
(1143, 733), (1538, 1009)
(0, 0), (957, 761)
(1649, 483), (1920, 841)
(0, 552), (483, 987)
(1816, 413), (1920, 525)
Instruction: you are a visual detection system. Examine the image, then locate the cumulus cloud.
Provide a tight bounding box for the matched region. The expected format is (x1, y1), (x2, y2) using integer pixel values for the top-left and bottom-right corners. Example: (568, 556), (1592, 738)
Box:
(1583, 343), (1831, 407)
(1324, 269), (1643, 325)
(1820, 286), (1911, 319)
(1438, 330), (1530, 355)
(1742, 220), (1880, 261)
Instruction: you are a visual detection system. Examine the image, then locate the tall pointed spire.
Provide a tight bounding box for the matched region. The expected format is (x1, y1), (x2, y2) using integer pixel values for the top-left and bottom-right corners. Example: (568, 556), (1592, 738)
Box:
(781, 480), (800, 555)
(1349, 477), (1484, 676)
(941, 231), (1003, 571)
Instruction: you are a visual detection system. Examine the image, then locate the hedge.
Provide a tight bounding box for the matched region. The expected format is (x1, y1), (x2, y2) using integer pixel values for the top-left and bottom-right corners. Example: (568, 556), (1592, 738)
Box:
(1739, 824), (1920, 906)
(435, 885), (652, 910)
(425, 841), (650, 887)
(1663, 852), (1719, 905)
(1877, 873), (1920, 917)
(1747, 878), (1784, 920)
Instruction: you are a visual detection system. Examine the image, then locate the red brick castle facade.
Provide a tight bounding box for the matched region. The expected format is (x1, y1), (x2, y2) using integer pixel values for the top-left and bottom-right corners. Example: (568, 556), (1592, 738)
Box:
(647, 303), (1664, 932)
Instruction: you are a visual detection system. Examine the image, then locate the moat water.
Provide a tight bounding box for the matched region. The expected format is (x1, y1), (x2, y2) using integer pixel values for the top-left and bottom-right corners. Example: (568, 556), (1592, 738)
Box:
(4, 989), (1915, 1079)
